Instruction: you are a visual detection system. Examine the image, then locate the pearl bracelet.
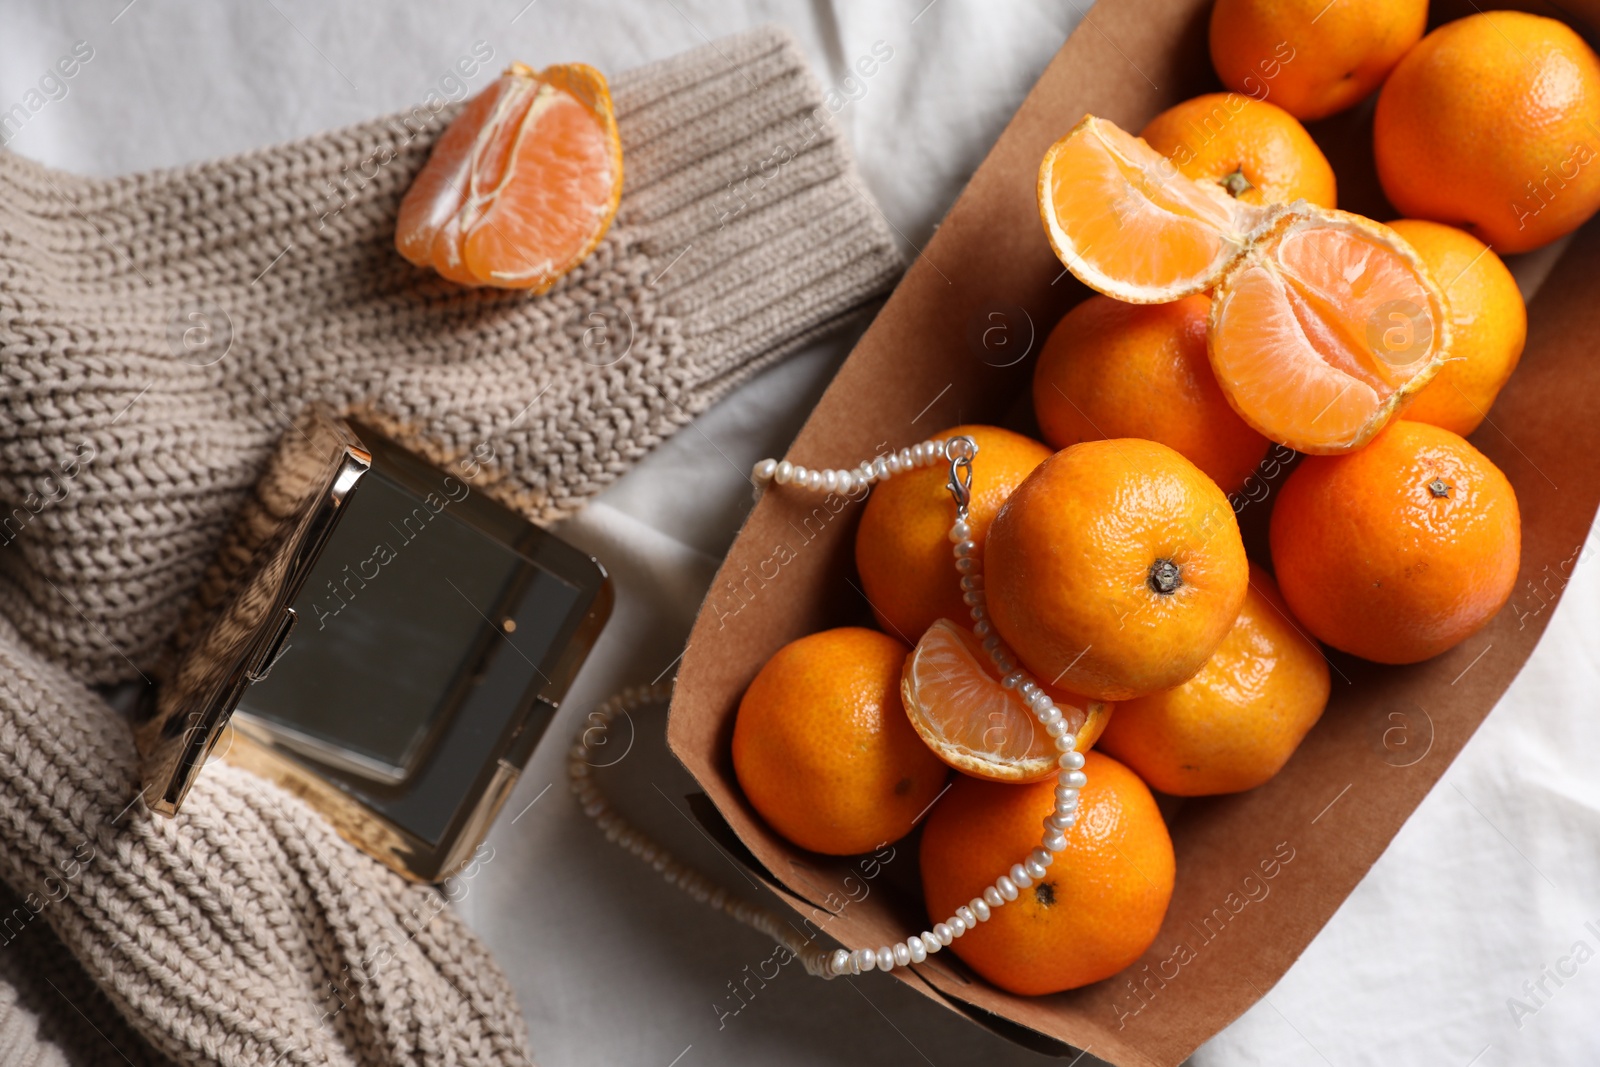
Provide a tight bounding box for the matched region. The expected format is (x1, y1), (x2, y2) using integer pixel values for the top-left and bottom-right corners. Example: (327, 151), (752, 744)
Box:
(574, 436), (1085, 981)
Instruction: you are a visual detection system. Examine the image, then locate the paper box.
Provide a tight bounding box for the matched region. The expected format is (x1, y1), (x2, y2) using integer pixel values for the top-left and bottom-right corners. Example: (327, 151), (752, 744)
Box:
(668, 1), (1600, 1061)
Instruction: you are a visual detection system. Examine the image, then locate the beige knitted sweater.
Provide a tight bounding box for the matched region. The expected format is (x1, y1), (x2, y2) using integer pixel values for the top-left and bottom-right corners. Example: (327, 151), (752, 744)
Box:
(0, 26), (899, 1067)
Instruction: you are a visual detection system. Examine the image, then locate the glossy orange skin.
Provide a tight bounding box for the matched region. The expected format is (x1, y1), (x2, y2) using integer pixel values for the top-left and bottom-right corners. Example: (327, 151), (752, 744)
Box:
(1097, 565), (1330, 796)
(920, 751), (1174, 995)
(1270, 422), (1521, 664)
(1140, 93), (1336, 208)
(1389, 220), (1527, 436)
(1032, 294), (1270, 495)
(984, 439), (1249, 701)
(1210, 0), (1426, 120)
(1374, 12), (1600, 254)
(733, 628), (948, 855)
(855, 425), (1051, 642)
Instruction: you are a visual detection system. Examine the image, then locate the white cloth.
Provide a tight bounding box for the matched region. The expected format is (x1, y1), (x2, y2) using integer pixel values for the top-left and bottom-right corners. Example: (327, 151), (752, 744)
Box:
(4, 2), (1597, 1065)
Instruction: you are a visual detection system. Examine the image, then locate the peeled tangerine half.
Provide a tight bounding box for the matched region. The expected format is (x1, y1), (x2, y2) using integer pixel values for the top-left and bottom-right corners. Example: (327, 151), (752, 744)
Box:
(1038, 115), (1450, 454)
(901, 619), (1112, 783)
(396, 63), (622, 291)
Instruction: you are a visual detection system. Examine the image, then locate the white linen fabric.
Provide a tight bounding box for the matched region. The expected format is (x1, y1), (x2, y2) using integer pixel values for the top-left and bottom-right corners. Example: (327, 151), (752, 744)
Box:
(3, 2), (1597, 1065)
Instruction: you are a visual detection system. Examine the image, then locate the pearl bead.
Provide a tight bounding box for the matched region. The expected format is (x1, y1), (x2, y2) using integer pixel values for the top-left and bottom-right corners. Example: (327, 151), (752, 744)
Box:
(775, 460), (793, 484)
(981, 635), (1001, 653)
(877, 946), (895, 972)
(1018, 681), (1039, 699)
(855, 947), (876, 972)
(1063, 770), (1088, 788)
(791, 464), (807, 484)
(970, 897), (991, 922)
(948, 915), (967, 937)
(957, 905), (977, 928)
(753, 458), (777, 482)
(1055, 790), (1079, 810)
(934, 923), (954, 946)
(974, 620), (992, 637)
(908, 938), (927, 964)
(1054, 735), (1076, 752)
(956, 558), (975, 573)
(962, 590), (984, 606)
(893, 942), (912, 967)
(898, 448), (914, 469)
(1047, 812), (1074, 830)
(996, 876), (1019, 902)
(807, 470), (824, 491)
(886, 455), (902, 474)
(1058, 750), (1085, 771)
(961, 574), (983, 591)
(823, 470), (838, 492)
(1044, 831), (1068, 852)
(872, 457), (889, 480)
(1000, 671), (1022, 690)
(953, 539), (975, 558)
(1010, 863), (1033, 890)
(970, 605), (987, 622)
(949, 520), (971, 542)
(1031, 847), (1055, 868)
(1045, 720), (1066, 739)
(1059, 754), (1082, 770)
(921, 932), (941, 954)
(838, 472), (856, 493)
(983, 885), (1004, 908)
(830, 948), (852, 975)
(1024, 857), (1047, 880)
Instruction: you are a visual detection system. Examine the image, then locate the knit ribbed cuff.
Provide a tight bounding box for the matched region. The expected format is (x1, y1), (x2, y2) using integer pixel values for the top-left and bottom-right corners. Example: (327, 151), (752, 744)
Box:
(615, 28), (904, 395)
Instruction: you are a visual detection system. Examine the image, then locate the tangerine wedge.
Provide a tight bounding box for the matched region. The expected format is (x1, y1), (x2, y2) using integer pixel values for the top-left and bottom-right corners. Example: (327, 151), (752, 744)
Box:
(1038, 114), (1270, 303)
(1209, 208), (1449, 454)
(901, 619), (1112, 783)
(395, 62), (622, 291)
(1038, 115), (1450, 454)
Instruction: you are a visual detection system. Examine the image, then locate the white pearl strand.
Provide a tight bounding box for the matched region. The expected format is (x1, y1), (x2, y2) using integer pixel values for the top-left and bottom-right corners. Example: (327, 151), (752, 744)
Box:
(750, 438), (952, 499)
(571, 437), (1087, 983)
(750, 436), (1087, 979)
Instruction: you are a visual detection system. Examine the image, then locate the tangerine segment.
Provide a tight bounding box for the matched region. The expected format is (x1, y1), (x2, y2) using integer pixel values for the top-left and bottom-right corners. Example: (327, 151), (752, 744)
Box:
(395, 62), (622, 291)
(463, 64), (623, 289)
(1208, 208), (1450, 454)
(395, 72), (532, 284)
(1038, 115), (1272, 303)
(901, 620), (1112, 784)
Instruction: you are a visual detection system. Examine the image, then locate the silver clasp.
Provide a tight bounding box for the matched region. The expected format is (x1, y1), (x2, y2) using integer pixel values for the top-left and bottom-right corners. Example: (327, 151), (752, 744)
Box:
(945, 435), (978, 516)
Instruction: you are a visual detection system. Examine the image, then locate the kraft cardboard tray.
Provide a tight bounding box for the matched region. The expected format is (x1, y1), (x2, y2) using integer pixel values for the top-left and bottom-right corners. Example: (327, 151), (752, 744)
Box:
(667, 0), (1600, 1062)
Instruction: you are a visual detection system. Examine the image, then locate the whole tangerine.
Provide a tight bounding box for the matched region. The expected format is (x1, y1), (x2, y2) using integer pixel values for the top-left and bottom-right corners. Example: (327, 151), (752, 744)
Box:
(1140, 92), (1336, 207)
(1270, 421), (1521, 664)
(919, 751), (1175, 995)
(1032, 293), (1270, 495)
(1374, 11), (1600, 254)
(1209, 0), (1427, 121)
(855, 425), (1051, 643)
(1388, 220), (1527, 436)
(984, 439), (1249, 702)
(733, 627), (948, 855)
(1097, 565), (1330, 796)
